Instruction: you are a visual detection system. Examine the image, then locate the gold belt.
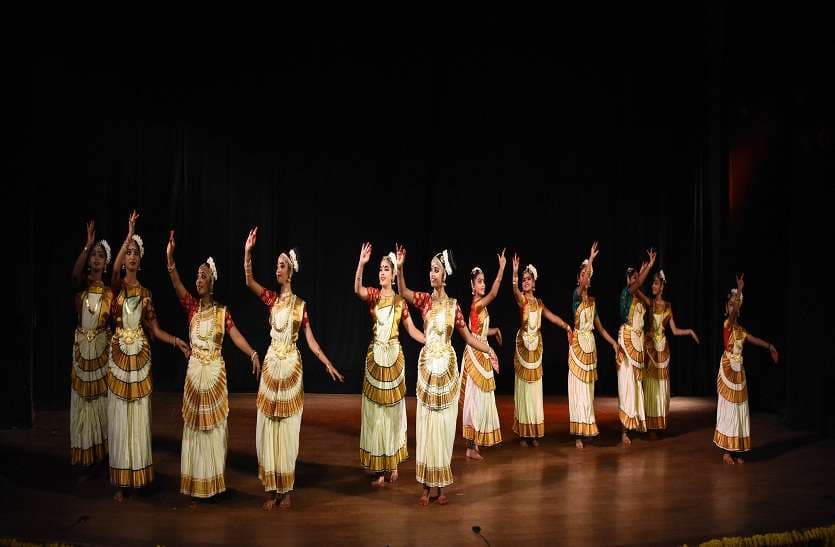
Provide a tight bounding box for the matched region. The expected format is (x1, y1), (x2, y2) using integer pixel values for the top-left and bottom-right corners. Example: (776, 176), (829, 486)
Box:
(116, 327), (144, 345)
(77, 327), (103, 343)
(191, 347), (221, 364)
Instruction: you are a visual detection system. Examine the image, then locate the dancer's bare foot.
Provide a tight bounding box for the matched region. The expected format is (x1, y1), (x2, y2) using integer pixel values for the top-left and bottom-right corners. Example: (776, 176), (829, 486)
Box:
(519, 439), (529, 447)
(371, 475), (385, 488)
(530, 439), (540, 447)
(113, 489), (124, 502)
(388, 470), (399, 483)
(261, 494), (277, 511)
(466, 448), (484, 461)
(437, 493), (448, 505)
(278, 493), (291, 509)
(575, 438), (584, 449)
(419, 488), (430, 506)
(621, 431), (631, 446)
(734, 456), (745, 465)
(722, 453), (735, 465)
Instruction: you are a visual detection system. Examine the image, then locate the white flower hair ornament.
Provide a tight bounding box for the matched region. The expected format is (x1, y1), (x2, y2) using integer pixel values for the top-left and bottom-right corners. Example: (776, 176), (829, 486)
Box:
(581, 258), (593, 278)
(205, 257), (218, 281)
(288, 249), (299, 272)
(98, 239), (112, 265)
(131, 234), (145, 258)
(525, 264), (538, 281)
(386, 252), (398, 277)
(441, 249), (453, 276)
(658, 269), (666, 284)
(471, 266), (483, 277)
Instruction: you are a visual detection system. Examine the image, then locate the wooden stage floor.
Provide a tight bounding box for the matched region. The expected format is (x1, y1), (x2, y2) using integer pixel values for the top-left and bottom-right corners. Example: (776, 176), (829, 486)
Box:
(1, 394), (833, 546)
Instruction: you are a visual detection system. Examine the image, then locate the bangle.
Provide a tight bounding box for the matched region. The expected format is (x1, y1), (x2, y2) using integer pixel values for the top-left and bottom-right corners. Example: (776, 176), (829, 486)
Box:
(83, 245), (89, 253)
(250, 350), (258, 361)
(167, 263), (176, 272)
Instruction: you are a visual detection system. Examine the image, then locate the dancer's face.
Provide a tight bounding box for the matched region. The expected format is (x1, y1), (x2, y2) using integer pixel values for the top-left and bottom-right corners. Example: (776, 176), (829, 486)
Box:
(429, 257), (444, 289)
(651, 276), (663, 297)
(472, 273), (485, 297)
(88, 244), (107, 274)
(379, 258), (393, 289)
(276, 255), (291, 284)
(125, 242), (141, 273)
(522, 271), (534, 293)
(196, 265), (213, 297)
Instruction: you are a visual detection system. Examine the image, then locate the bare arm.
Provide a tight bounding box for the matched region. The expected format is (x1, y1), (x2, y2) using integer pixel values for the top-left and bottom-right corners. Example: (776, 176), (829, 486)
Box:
(354, 242), (371, 301)
(72, 220), (96, 290)
(146, 316), (190, 357)
(112, 210), (139, 289)
(228, 324), (261, 377)
(244, 227), (266, 298)
(477, 248), (507, 310)
(511, 252), (524, 306)
(543, 303), (572, 333)
(166, 230), (189, 301)
(745, 332), (779, 363)
(304, 322), (345, 382)
(669, 311), (700, 343)
(594, 315), (620, 350)
(402, 314), (426, 345)
(630, 248), (656, 294)
(395, 243), (415, 305)
(457, 325), (495, 357)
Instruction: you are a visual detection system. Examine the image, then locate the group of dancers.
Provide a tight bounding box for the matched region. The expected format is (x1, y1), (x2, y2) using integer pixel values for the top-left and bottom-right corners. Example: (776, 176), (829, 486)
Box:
(70, 212), (780, 509)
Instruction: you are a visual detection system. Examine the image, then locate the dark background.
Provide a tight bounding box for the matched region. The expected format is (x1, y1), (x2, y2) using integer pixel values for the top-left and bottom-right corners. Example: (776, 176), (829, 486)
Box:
(7, 7), (834, 434)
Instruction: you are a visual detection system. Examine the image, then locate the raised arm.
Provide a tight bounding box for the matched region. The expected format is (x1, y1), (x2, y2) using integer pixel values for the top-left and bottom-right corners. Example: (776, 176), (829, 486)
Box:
(165, 230), (189, 301)
(511, 253), (524, 306)
(477, 248), (507, 310)
(669, 309), (700, 343)
(243, 227), (266, 298)
(227, 324), (262, 378)
(402, 314), (426, 345)
(72, 220), (96, 290)
(112, 210), (139, 289)
(303, 319), (345, 383)
(630, 248), (656, 295)
(354, 242), (372, 301)
(395, 243), (415, 305)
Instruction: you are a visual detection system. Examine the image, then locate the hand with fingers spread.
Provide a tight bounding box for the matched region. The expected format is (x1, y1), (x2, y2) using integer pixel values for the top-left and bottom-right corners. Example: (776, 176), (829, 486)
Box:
(327, 363), (345, 383)
(736, 273), (745, 293)
(359, 242), (372, 265)
(166, 230), (176, 267)
(395, 243), (406, 267)
(245, 227), (258, 254)
(512, 253), (520, 275)
(85, 220), (96, 250)
(127, 210), (139, 240)
(497, 247), (507, 270)
(589, 241), (599, 264)
(251, 353), (262, 378)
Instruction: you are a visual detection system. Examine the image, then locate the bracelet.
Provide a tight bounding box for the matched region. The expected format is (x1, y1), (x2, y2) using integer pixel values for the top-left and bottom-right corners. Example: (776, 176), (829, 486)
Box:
(167, 263), (176, 272)
(171, 336), (177, 346)
(83, 245), (89, 253)
(250, 350), (258, 361)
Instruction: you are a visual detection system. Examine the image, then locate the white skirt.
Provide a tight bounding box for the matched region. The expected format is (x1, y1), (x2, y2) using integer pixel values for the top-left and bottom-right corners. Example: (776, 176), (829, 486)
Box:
(513, 376), (544, 438)
(256, 408), (302, 493)
(416, 400), (458, 488)
(70, 390), (108, 465)
(568, 372), (598, 437)
(360, 396), (408, 472)
(461, 376), (502, 446)
(107, 394), (153, 487)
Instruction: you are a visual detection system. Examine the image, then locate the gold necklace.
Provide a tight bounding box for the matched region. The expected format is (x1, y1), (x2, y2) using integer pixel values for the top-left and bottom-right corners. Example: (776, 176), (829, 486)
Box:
(196, 299), (216, 342)
(84, 291), (101, 318)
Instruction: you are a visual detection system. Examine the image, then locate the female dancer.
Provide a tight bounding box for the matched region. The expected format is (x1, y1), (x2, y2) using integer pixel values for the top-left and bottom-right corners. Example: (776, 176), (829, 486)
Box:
(715, 274), (779, 464)
(511, 253), (572, 447)
(166, 231), (261, 499)
(354, 242), (425, 487)
(396, 244), (497, 506)
(644, 269), (700, 434)
(568, 242), (621, 449)
(108, 211), (189, 501)
(244, 227), (345, 510)
(616, 249), (656, 445)
(460, 249), (506, 460)
(70, 220), (113, 470)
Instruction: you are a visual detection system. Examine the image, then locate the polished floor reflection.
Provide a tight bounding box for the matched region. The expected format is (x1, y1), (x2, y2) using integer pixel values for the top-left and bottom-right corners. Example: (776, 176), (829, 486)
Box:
(1, 394), (832, 546)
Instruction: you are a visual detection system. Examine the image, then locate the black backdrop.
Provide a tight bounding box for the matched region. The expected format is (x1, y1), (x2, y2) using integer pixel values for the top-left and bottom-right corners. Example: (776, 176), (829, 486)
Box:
(8, 8), (833, 434)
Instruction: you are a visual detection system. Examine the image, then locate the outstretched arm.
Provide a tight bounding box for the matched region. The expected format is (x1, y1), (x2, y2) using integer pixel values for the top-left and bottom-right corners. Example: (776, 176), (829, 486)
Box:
(228, 325), (261, 378)
(669, 310), (699, 343)
(402, 315), (426, 345)
(746, 332), (779, 363)
(304, 322), (345, 383)
(543, 303), (572, 334)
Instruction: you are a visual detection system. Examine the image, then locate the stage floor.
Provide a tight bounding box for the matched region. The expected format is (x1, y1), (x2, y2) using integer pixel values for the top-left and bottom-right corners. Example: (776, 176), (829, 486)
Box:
(1, 394), (833, 546)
